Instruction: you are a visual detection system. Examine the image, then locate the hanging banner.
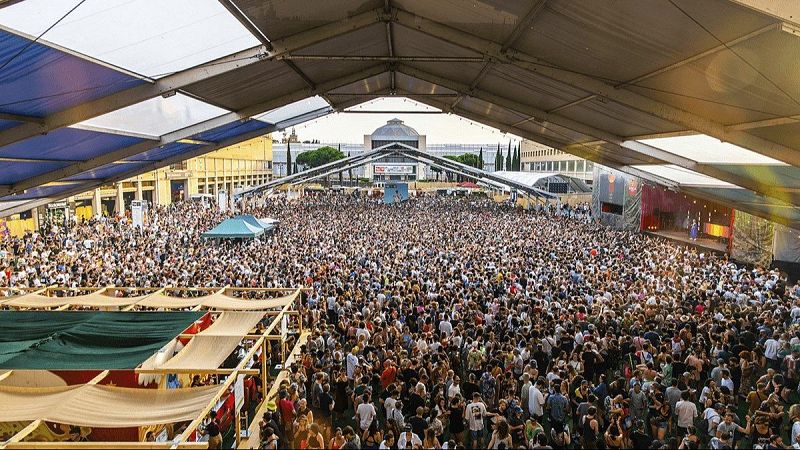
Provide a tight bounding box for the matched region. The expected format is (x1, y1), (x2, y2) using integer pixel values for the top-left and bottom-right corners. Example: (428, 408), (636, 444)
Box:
(374, 165), (414, 175)
(131, 200), (144, 228)
(234, 374), (245, 411)
(218, 190), (228, 213)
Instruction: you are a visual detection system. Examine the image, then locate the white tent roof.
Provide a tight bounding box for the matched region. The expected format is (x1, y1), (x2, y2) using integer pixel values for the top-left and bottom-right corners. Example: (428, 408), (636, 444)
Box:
(0, 0), (798, 226)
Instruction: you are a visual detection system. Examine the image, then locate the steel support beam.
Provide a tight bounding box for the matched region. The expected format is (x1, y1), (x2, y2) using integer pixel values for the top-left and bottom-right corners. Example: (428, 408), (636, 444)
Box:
(391, 8), (800, 167)
(0, 66), (381, 198)
(728, 0), (800, 28)
(278, 55), (488, 62)
(290, 152), (398, 185)
(451, 0), (547, 112)
(399, 67), (795, 203)
(242, 141), (404, 195)
(726, 114), (800, 131)
(0, 112), (44, 125)
(218, 0), (273, 49)
(0, 111), (324, 217)
(408, 93), (649, 170)
(0, 7), (387, 149)
(411, 93), (800, 227)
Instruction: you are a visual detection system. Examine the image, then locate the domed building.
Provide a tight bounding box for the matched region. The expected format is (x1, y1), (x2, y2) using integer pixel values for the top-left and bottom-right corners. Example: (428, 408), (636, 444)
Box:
(364, 118), (427, 183)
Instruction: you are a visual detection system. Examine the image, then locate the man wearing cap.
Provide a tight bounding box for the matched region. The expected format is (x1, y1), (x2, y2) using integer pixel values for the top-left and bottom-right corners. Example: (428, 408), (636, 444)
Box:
(397, 424), (421, 449)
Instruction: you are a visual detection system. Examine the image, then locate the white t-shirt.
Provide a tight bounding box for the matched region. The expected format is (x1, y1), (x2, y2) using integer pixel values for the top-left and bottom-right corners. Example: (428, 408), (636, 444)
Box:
(385, 397), (397, 420)
(356, 402), (376, 431)
(528, 385), (545, 416)
(397, 432), (421, 449)
(792, 420), (800, 446)
(346, 353), (359, 379)
(676, 400), (698, 428)
(765, 339), (780, 359)
(702, 407), (721, 434)
(439, 320), (453, 336)
(466, 401), (488, 431)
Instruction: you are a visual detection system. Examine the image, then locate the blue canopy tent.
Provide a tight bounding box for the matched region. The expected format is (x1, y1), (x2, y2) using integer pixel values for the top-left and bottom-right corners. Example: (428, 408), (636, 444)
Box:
(234, 214), (276, 233)
(201, 217), (264, 239)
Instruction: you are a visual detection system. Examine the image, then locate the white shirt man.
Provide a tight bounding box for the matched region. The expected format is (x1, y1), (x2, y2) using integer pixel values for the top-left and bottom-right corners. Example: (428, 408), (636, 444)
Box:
(675, 397), (698, 430)
(765, 336), (780, 361)
(465, 398), (488, 432)
(397, 429), (421, 449)
(346, 351), (359, 380)
(528, 382), (545, 418)
(356, 400), (377, 432)
(385, 395), (398, 421)
(439, 318), (453, 336)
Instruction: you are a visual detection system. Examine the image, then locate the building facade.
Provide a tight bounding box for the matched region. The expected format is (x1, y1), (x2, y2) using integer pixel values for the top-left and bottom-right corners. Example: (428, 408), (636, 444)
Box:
(520, 139), (594, 183)
(363, 119), (427, 183)
(0, 135), (273, 235)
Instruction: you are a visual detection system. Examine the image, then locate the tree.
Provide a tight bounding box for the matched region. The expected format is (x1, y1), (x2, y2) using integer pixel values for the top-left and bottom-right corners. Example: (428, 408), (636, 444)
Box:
(505, 141), (512, 171)
(512, 144), (520, 171)
(286, 140), (292, 176)
(296, 146), (345, 168)
(478, 147), (484, 170)
(495, 143), (503, 172)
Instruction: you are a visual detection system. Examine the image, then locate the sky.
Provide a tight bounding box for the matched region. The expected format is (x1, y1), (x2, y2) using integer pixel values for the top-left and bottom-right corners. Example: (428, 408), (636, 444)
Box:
(284, 97), (523, 145)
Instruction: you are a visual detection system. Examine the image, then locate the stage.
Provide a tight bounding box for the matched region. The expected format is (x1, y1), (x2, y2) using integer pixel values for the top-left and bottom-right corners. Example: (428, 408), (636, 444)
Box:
(645, 230), (729, 255)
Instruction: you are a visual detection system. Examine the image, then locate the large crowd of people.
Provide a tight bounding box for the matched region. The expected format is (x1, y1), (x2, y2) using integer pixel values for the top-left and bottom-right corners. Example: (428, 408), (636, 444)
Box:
(2, 192), (800, 449)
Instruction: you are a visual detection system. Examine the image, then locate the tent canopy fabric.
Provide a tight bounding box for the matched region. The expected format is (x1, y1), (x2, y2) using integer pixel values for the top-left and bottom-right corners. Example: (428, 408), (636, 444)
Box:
(154, 311), (265, 371)
(234, 214), (276, 233)
(0, 311), (203, 370)
(0, 1), (798, 227)
(133, 289), (298, 311)
(201, 217), (264, 239)
(201, 311), (266, 336)
(0, 290), (143, 308)
(0, 383), (219, 427)
(157, 335), (243, 371)
(493, 171), (592, 194)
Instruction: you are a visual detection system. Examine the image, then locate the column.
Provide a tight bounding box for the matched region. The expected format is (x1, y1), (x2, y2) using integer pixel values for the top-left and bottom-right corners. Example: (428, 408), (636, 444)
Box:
(135, 179), (143, 201)
(91, 188), (101, 217)
(153, 177), (160, 206)
(31, 207), (40, 230)
(115, 183), (124, 216)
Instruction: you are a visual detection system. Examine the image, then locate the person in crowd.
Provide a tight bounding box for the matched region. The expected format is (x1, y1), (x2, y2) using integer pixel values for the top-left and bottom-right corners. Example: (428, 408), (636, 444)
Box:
(4, 193), (800, 449)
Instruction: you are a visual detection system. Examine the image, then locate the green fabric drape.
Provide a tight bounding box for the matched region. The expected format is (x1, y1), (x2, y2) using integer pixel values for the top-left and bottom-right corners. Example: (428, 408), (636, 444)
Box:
(0, 312), (203, 370)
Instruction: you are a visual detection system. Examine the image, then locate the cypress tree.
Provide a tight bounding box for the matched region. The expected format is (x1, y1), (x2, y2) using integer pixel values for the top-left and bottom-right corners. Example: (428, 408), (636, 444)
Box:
(506, 141), (512, 171)
(478, 147), (484, 170)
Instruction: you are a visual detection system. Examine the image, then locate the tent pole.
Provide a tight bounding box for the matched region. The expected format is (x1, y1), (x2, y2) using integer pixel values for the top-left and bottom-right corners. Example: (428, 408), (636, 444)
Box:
(261, 340), (269, 401)
(1, 420), (42, 449)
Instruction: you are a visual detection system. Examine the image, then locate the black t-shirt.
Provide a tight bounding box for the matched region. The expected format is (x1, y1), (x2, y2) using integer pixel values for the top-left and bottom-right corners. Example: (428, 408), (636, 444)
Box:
(631, 430), (651, 449)
(409, 416), (427, 438)
(463, 381), (479, 400)
(206, 420), (220, 437)
(319, 392), (333, 417)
